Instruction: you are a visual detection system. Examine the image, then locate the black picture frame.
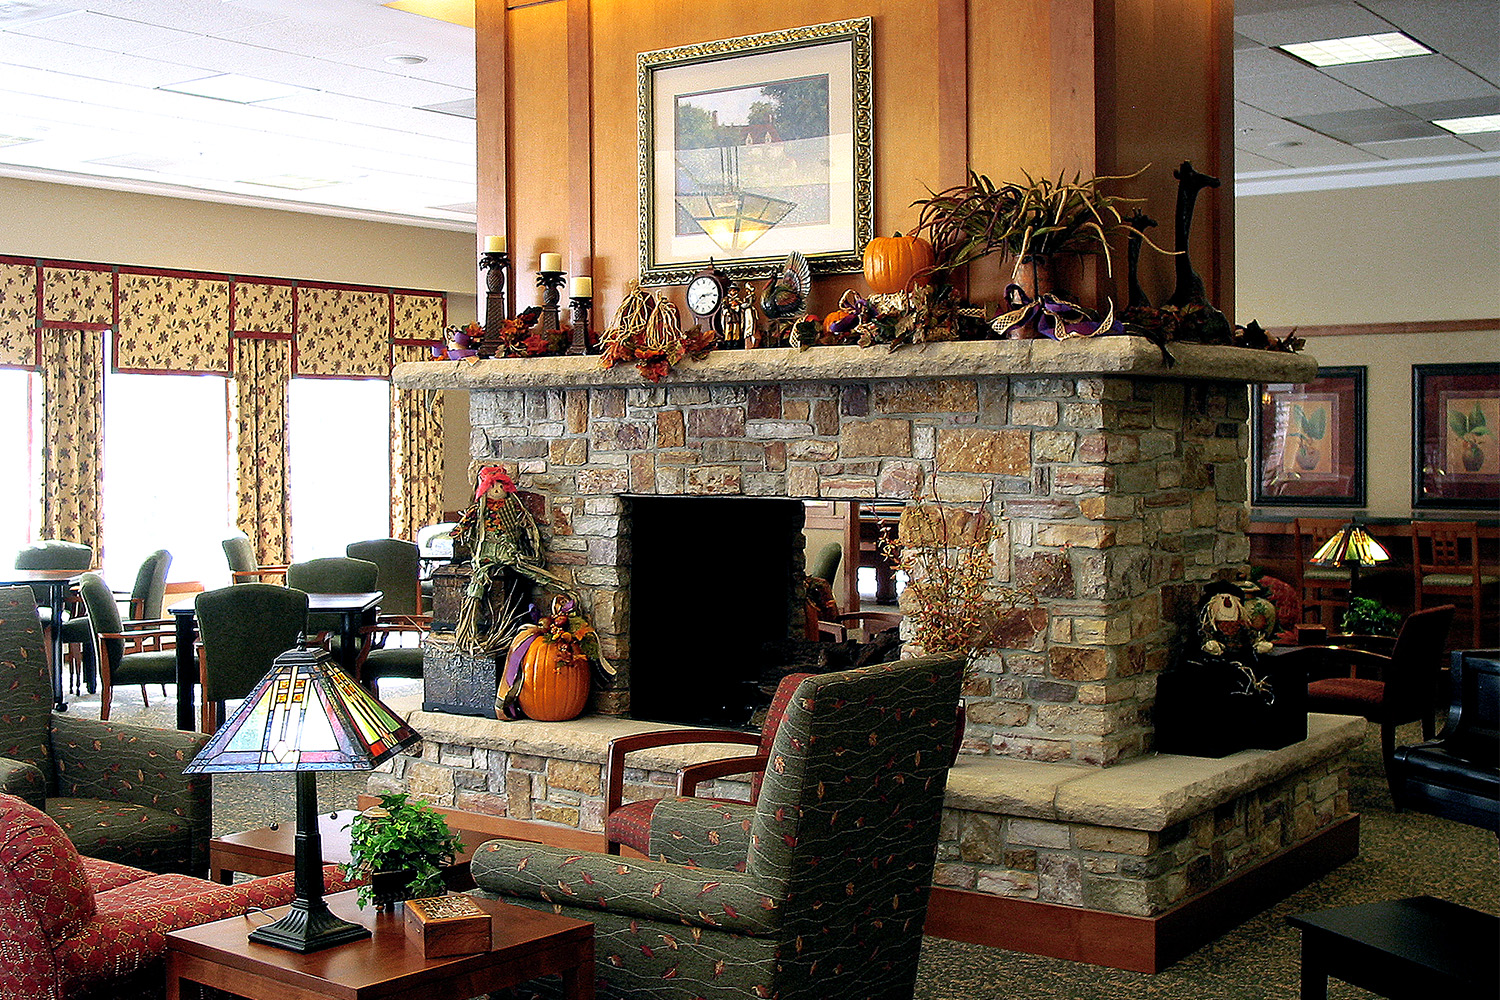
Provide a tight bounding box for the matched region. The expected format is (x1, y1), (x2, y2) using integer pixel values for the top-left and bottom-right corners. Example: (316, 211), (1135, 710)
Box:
(1412, 362), (1500, 509)
(1252, 366), (1367, 507)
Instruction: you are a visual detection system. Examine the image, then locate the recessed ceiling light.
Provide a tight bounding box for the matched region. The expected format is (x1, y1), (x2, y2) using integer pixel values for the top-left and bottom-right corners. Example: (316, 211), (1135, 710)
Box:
(1433, 114), (1500, 135)
(384, 54), (428, 66)
(240, 174), (344, 191)
(160, 74), (311, 104)
(1277, 32), (1431, 68)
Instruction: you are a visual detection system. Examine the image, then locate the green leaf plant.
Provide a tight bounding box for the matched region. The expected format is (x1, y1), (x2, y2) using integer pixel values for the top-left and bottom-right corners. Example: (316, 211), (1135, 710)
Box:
(342, 792), (461, 906)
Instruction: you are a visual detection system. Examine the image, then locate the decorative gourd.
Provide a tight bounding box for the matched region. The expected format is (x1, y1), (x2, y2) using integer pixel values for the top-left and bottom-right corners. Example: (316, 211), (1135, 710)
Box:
(517, 626), (591, 722)
(862, 233), (935, 294)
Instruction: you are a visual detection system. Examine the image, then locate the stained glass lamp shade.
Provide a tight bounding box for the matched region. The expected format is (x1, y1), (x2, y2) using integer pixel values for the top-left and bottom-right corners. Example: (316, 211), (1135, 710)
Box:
(185, 640), (420, 953)
(1308, 523), (1391, 602)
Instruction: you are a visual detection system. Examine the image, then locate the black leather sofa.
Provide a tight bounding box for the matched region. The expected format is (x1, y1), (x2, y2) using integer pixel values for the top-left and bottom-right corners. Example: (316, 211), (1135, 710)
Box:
(1391, 649), (1499, 833)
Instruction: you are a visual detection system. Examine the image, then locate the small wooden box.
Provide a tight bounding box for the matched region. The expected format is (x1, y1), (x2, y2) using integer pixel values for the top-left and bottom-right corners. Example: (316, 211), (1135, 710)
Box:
(403, 895), (492, 958)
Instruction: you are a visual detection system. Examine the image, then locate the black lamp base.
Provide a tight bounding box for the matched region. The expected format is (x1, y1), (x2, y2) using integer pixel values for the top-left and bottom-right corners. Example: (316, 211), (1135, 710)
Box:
(249, 897), (370, 953)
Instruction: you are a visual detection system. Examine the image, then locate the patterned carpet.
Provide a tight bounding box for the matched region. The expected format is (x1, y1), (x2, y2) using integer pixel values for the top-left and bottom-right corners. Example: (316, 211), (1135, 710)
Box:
(81, 683), (1498, 999)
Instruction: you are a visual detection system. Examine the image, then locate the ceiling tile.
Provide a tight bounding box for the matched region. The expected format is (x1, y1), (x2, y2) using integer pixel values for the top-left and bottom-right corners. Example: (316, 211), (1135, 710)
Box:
(1238, 63), (1385, 116)
(75, 0), (284, 36)
(1355, 134), (1489, 157)
(1357, 0), (1500, 79)
(1236, 150), (1293, 171)
(1324, 54), (1500, 104)
(217, 16), (406, 58)
(1458, 130), (1500, 150)
(1234, 1), (1396, 46)
(1254, 137), (1383, 168)
(1235, 45), (1308, 78)
(7, 9), (201, 53)
(1292, 107), (1444, 142)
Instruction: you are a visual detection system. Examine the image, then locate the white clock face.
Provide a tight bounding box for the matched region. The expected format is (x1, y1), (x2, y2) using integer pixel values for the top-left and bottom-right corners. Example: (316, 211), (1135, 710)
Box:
(686, 275), (722, 315)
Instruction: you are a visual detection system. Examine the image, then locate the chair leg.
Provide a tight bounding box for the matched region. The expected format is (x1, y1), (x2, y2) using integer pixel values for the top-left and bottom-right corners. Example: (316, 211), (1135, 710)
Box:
(140, 684), (149, 707)
(1381, 720), (1399, 806)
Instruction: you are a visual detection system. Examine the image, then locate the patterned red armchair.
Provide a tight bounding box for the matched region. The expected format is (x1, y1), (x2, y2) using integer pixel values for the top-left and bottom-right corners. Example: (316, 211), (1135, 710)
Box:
(0, 792), (352, 1000)
(0, 586), (211, 875)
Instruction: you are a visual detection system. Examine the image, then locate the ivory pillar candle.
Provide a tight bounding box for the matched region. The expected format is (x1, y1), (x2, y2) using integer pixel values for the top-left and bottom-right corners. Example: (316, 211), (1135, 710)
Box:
(540, 253), (562, 272)
(570, 276), (592, 298)
(484, 235), (506, 253)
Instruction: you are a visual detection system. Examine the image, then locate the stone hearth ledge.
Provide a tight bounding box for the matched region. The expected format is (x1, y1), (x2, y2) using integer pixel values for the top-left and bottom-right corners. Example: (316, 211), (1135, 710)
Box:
(401, 709), (1364, 835)
(392, 339), (1318, 391)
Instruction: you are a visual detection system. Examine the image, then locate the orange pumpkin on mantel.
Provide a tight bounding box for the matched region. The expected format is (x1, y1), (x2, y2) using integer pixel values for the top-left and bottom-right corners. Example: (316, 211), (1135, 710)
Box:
(862, 232), (936, 294)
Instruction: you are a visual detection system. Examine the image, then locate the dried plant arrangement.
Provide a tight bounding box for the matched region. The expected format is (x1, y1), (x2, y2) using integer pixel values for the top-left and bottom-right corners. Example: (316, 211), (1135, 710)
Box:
(879, 500), (1035, 666)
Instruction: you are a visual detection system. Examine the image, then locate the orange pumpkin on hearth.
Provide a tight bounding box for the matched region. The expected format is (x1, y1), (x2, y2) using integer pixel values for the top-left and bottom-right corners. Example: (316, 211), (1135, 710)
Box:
(517, 628), (591, 722)
(862, 232), (935, 294)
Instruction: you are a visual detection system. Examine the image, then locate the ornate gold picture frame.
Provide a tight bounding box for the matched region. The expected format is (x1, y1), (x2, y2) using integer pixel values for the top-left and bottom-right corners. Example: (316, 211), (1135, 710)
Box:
(637, 18), (874, 286)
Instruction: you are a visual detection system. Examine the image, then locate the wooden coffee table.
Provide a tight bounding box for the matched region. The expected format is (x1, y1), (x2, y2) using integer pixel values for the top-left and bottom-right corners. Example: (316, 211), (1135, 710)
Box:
(165, 889), (594, 999)
(210, 809), (493, 885)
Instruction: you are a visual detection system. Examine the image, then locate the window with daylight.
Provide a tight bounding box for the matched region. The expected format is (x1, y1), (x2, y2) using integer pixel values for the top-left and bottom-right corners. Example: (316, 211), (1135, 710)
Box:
(102, 368), (231, 587)
(0, 369), (42, 558)
(288, 377), (390, 560)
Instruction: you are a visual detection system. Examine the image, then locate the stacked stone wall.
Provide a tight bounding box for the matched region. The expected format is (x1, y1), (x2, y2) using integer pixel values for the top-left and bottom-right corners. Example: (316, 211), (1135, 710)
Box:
(468, 375), (1250, 766)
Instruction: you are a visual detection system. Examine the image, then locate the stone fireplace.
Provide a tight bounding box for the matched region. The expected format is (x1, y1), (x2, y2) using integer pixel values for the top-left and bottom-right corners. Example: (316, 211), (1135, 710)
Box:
(390, 341), (1364, 971)
(402, 340), (1314, 766)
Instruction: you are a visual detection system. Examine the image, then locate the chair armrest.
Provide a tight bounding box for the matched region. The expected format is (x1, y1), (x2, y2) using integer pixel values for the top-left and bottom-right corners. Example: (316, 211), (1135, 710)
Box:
(1277, 645), (1391, 682)
(648, 797), (756, 869)
(605, 729), (761, 813)
(0, 756), (46, 809)
(676, 753), (767, 797)
(50, 716), (212, 872)
(98, 620), (177, 654)
(470, 838), (779, 934)
(231, 566), (288, 584)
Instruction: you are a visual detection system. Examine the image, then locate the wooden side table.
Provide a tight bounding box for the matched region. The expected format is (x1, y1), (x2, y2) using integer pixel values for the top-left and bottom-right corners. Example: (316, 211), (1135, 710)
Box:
(1288, 895), (1499, 1000)
(165, 890), (594, 999)
(209, 810), (491, 887)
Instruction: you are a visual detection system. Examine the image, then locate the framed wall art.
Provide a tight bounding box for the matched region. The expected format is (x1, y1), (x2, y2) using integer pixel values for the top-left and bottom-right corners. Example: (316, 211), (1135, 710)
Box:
(1412, 362), (1500, 509)
(1252, 366), (1367, 507)
(637, 18), (874, 286)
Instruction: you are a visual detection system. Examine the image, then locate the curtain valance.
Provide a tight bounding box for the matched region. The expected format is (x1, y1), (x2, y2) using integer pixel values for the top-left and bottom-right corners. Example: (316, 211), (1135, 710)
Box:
(0, 260), (38, 369)
(115, 270), (231, 374)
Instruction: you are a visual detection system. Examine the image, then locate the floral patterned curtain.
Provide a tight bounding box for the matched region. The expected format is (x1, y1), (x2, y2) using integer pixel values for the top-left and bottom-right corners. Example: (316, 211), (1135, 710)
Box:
(0, 261), (38, 368)
(40, 327), (104, 550)
(231, 336), (292, 567)
(391, 343), (445, 540)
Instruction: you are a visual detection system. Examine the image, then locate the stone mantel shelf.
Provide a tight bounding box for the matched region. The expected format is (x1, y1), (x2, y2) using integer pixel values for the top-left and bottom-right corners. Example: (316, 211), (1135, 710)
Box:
(393, 339), (1318, 391)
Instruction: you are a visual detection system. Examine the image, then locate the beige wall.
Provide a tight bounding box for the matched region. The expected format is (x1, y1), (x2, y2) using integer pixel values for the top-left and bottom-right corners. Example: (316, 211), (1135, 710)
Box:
(1236, 176), (1500, 517)
(0, 175), (477, 519)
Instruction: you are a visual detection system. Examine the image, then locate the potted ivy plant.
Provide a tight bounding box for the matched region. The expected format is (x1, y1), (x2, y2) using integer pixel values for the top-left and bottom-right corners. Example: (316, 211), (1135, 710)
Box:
(1339, 597), (1403, 639)
(342, 792), (462, 908)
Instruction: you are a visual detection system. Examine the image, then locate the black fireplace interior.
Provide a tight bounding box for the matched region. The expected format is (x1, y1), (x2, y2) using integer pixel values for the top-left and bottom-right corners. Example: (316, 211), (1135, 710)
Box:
(627, 495), (802, 728)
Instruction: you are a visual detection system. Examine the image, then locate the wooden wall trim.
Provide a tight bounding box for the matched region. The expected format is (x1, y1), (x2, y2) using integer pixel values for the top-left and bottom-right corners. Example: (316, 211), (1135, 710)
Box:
(1051, 0), (1096, 177)
(1267, 318), (1500, 338)
(936, 0), (969, 192)
(1212, 0), (1235, 323)
(567, 0), (594, 281)
(476, 0), (509, 304)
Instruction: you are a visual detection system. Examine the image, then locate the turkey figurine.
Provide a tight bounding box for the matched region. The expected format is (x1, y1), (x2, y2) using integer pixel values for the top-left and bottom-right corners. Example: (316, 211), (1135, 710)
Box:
(759, 250), (812, 319)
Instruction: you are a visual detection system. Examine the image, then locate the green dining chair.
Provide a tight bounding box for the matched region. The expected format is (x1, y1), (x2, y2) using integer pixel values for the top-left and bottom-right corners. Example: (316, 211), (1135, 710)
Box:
(14, 540), (96, 693)
(345, 539), (422, 619)
(77, 572), (177, 721)
(123, 549), (172, 621)
(221, 536), (288, 585)
(194, 584), (309, 733)
(286, 556), (379, 640)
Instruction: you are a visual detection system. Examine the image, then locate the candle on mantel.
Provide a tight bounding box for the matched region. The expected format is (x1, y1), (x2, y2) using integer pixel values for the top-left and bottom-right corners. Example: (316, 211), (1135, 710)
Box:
(484, 235), (506, 253)
(571, 276), (592, 298)
(540, 253), (563, 273)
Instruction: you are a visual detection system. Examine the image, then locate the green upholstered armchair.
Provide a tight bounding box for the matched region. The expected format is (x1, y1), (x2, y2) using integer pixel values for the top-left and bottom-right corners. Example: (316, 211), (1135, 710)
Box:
(194, 584), (308, 733)
(77, 573), (177, 722)
(0, 586), (212, 876)
(472, 654), (964, 1000)
(221, 535), (287, 585)
(346, 540), (427, 694)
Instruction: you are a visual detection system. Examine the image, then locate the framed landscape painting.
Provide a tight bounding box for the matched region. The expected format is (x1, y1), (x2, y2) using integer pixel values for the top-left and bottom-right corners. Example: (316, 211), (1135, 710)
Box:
(637, 18), (874, 286)
(1253, 367), (1366, 507)
(1413, 362), (1500, 509)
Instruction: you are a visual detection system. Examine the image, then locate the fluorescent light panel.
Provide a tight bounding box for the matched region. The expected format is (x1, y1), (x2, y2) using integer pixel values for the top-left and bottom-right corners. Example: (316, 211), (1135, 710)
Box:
(1278, 32), (1431, 67)
(160, 74), (311, 105)
(1434, 115), (1500, 135)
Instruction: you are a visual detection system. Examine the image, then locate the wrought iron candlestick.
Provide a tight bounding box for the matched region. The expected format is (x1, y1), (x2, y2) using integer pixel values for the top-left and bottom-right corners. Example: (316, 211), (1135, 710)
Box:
(535, 269), (566, 341)
(568, 296), (592, 355)
(478, 250), (510, 359)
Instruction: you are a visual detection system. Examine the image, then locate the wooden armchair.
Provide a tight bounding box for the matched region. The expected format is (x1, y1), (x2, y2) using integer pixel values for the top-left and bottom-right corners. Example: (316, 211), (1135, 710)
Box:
(1412, 520), (1498, 647)
(77, 573), (177, 721)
